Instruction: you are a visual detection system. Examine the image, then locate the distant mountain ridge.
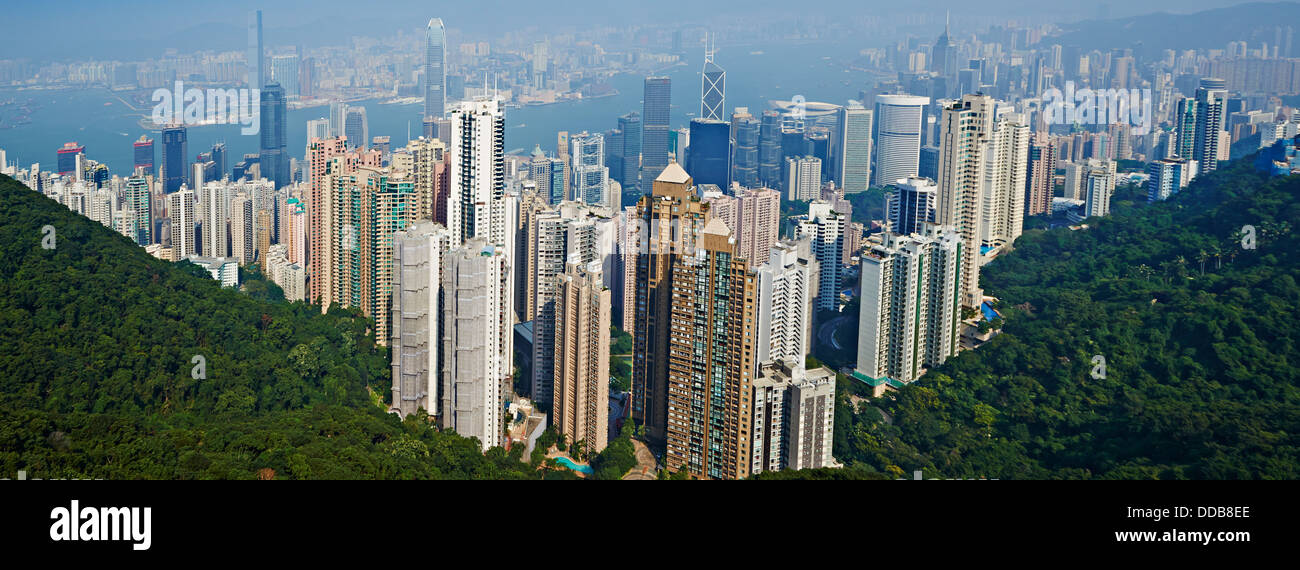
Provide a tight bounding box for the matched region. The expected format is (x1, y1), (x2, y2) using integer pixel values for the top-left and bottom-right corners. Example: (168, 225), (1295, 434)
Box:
(1052, 2), (1300, 59)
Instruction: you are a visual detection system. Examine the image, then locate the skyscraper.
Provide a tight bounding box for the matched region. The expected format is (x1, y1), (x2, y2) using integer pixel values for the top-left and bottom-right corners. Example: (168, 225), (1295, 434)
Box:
(247, 10), (264, 90)
(980, 112), (1030, 249)
(330, 101), (348, 138)
(390, 221), (452, 420)
(758, 111), (783, 188)
(755, 241), (812, 366)
(160, 125), (188, 193)
(133, 136), (154, 176)
(448, 99), (507, 248)
(617, 112), (642, 194)
(270, 55), (299, 97)
(527, 202), (617, 407)
(641, 77), (672, 184)
(1192, 77), (1228, 174)
(56, 142), (84, 177)
(631, 163), (710, 446)
(700, 38), (725, 121)
(795, 201), (847, 312)
(553, 260), (611, 455)
(259, 82), (289, 189)
(167, 189), (196, 259)
(936, 94), (996, 308)
(930, 12), (956, 81)
(785, 156), (822, 202)
(570, 131), (610, 207)
(425, 18), (447, 119)
(731, 113), (760, 189)
(873, 94), (930, 188)
(831, 101), (872, 193)
(124, 174), (153, 245)
(686, 118), (730, 189)
(307, 119), (330, 143)
(1025, 136), (1056, 217)
(344, 107), (369, 151)
(735, 187), (781, 269)
(664, 218), (757, 479)
(886, 176), (938, 236)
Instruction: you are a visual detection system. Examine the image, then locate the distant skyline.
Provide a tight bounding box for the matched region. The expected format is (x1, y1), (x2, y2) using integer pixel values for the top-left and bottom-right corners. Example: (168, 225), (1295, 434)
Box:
(1, 0), (1279, 62)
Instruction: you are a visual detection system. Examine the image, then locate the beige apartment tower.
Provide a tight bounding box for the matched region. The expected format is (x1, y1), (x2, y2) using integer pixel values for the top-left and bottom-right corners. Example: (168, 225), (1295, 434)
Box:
(553, 261), (611, 455)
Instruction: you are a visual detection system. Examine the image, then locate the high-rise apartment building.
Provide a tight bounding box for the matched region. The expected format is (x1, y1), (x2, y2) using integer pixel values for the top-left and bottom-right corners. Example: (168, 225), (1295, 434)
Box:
(785, 156), (822, 202)
(936, 94), (996, 308)
(441, 239), (508, 451)
(1192, 78), (1228, 174)
(1025, 136), (1057, 217)
(124, 175), (152, 245)
(755, 241), (812, 366)
(980, 112), (1030, 249)
(1147, 157), (1199, 202)
(856, 226), (963, 385)
(553, 260), (611, 455)
(735, 187), (780, 269)
(1081, 159), (1118, 218)
(664, 218), (757, 479)
(751, 361), (837, 474)
(794, 201), (846, 312)
(405, 137), (450, 224)
(527, 201), (617, 406)
(448, 99), (508, 248)
(230, 192), (255, 265)
(631, 163), (710, 446)
(389, 221), (452, 420)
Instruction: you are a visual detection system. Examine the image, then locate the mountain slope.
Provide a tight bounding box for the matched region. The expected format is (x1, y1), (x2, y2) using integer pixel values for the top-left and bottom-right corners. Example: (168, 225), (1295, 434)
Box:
(827, 156), (1300, 479)
(0, 174), (534, 479)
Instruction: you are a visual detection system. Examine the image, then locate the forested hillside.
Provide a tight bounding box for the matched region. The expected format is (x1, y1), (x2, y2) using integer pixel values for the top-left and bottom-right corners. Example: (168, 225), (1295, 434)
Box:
(827, 157), (1300, 479)
(0, 174), (536, 479)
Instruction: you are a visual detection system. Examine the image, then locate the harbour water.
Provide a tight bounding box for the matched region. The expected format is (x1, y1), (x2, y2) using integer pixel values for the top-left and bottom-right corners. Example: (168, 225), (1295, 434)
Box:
(0, 40), (885, 176)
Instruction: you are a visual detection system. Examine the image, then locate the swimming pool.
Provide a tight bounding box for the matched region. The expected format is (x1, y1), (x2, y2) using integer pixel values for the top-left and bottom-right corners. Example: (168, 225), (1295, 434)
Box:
(555, 456), (593, 475)
(981, 301), (999, 322)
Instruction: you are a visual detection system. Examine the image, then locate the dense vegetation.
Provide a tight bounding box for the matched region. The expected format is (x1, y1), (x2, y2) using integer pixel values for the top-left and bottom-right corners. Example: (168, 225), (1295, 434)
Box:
(821, 157), (1300, 479)
(0, 174), (541, 479)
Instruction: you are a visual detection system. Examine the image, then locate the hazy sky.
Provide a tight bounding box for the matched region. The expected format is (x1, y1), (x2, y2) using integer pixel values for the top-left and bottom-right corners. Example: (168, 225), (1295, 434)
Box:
(0, 0), (1273, 62)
